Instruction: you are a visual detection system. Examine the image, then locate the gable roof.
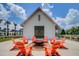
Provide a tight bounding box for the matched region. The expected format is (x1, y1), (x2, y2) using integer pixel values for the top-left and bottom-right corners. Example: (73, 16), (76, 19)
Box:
(21, 8), (61, 29)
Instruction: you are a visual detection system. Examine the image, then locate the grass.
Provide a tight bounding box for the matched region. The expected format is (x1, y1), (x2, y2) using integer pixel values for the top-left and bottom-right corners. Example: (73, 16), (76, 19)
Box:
(0, 37), (13, 42)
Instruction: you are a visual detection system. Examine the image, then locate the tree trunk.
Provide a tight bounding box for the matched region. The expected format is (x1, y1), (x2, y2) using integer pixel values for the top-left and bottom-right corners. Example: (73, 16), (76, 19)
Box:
(7, 23), (9, 36)
(14, 23), (17, 36)
(15, 25), (16, 36)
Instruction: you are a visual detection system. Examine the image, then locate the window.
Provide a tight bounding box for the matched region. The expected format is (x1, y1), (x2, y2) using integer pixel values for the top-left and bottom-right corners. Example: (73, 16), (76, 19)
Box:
(38, 15), (41, 21)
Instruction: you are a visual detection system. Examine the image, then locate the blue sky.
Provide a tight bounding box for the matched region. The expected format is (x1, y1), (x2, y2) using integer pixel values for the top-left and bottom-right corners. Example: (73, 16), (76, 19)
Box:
(0, 3), (79, 30)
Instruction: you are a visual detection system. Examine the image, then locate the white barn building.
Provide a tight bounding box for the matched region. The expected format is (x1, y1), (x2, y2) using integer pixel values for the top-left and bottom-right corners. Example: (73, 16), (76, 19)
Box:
(21, 8), (60, 40)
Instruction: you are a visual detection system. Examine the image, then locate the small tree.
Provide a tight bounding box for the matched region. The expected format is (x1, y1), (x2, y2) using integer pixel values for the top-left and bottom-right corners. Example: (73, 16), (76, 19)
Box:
(0, 19), (3, 23)
(61, 29), (66, 35)
(4, 20), (11, 36)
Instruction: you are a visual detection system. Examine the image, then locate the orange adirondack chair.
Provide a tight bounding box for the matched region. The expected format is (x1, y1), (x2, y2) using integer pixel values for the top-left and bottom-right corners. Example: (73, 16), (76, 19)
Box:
(44, 44), (52, 56)
(50, 37), (68, 49)
(22, 36), (28, 44)
(10, 39), (19, 51)
(50, 36), (57, 44)
(59, 37), (68, 49)
(10, 36), (28, 51)
(15, 42), (32, 56)
(44, 42), (61, 56)
(32, 36), (48, 43)
(43, 36), (48, 43)
(51, 42), (61, 56)
(32, 36), (37, 42)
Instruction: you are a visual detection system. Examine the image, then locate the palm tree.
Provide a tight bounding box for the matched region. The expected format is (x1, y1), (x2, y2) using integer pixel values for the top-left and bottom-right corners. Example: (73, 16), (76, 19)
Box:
(0, 19), (3, 35)
(0, 19), (3, 24)
(14, 23), (17, 36)
(3, 28), (7, 36)
(4, 20), (11, 36)
(0, 19), (2, 30)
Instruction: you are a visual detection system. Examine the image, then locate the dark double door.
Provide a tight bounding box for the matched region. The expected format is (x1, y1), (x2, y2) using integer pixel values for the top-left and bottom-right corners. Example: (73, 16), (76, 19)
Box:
(34, 26), (44, 38)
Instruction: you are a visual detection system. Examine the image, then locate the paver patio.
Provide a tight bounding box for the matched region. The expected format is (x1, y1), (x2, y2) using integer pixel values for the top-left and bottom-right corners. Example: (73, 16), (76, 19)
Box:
(0, 39), (79, 56)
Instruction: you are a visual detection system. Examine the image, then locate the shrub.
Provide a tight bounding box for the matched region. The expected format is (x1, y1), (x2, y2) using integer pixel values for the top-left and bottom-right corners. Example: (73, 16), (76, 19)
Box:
(0, 37), (12, 42)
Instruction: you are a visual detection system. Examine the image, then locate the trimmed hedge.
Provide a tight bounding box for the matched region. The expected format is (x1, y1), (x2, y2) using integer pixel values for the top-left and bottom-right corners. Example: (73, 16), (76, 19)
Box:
(0, 37), (13, 42)
(0, 36), (22, 42)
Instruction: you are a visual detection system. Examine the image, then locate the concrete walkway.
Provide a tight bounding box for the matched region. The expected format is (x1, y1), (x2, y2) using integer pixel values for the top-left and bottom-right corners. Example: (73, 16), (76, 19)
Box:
(0, 39), (79, 56)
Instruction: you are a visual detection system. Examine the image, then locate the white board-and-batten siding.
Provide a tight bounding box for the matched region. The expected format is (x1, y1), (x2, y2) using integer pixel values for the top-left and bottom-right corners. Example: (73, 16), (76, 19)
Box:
(23, 10), (56, 40)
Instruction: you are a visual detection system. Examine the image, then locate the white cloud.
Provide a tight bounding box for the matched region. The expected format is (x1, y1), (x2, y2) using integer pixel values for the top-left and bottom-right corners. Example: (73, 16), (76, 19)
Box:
(0, 20), (6, 29)
(55, 17), (65, 23)
(65, 8), (79, 25)
(16, 24), (23, 30)
(0, 4), (10, 20)
(0, 4), (10, 29)
(55, 17), (66, 28)
(9, 22), (22, 30)
(41, 4), (53, 9)
(56, 8), (79, 30)
(7, 3), (27, 20)
(9, 22), (14, 30)
(41, 3), (54, 17)
(0, 3), (23, 30)
(41, 4), (79, 30)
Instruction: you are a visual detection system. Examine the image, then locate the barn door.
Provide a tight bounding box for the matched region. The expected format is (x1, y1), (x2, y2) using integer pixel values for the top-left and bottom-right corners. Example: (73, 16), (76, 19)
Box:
(34, 26), (44, 38)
